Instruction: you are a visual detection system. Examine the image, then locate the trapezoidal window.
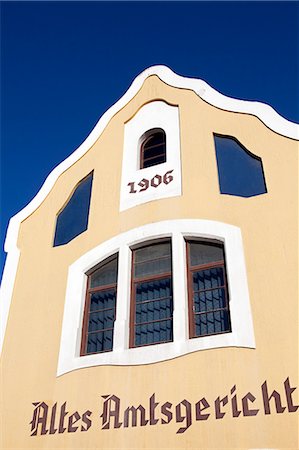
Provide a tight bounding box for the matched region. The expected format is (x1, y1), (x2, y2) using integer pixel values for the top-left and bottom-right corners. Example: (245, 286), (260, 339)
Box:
(214, 134), (267, 197)
(140, 128), (166, 169)
(130, 240), (173, 348)
(81, 254), (118, 355)
(186, 240), (231, 339)
(53, 172), (93, 246)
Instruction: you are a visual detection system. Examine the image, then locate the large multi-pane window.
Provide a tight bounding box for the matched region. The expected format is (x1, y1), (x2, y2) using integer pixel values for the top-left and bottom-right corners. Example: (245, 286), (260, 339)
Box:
(80, 255), (118, 355)
(80, 239), (233, 357)
(140, 128), (166, 169)
(130, 240), (173, 347)
(186, 240), (231, 338)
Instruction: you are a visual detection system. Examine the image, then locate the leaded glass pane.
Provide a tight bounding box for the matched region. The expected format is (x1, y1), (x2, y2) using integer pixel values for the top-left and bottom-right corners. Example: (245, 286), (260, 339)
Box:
(135, 320), (172, 346)
(190, 242), (224, 267)
(134, 242), (171, 278)
(194, 288), (226, 313)
(136, 278), (171, 303)
(135, 298), (172, 324)
(192, 267), (224, 291)
(88, 309), (115, 332)
(90, 257), (118, 288)
(89, 289), (116, 312)
(194, 310), (230, 337)
(132, 240), (173, 347)
(86, 329), (113, 354)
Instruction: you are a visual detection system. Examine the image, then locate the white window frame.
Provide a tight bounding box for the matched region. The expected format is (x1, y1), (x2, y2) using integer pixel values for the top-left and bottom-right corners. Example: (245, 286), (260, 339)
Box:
(57, 219), (255, 376)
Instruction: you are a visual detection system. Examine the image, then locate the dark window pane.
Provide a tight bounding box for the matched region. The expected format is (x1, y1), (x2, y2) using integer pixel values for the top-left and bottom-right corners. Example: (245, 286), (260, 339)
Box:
(88, 309), (115, 332)
(135, 320), (172, 346)
(131, 240), (173, 348)
(141, 129), (166, 169)
(143, 154), (166, 168)
(86, 329), (113, 354)
(192, 267), (224, 291)
(89, 289), (116, 312)
(90, 257), (118, 288)
(136, 278), (172, 303)
(214, 135), (267, 197)
(54, 173), (93, 246)
(194, 288), (226, 313)
(135, 298), (172, 324)
(195, 310), (230, 337)
(81, 253), (118, 356)
(189, 241), (224, 267)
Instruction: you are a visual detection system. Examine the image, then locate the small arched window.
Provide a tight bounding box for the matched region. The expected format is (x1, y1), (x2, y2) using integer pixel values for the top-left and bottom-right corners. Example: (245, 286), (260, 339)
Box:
(140, 128), (166, 169)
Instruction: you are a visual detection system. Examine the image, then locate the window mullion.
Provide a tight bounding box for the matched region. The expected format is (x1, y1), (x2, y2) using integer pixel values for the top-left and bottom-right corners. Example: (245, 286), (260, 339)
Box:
(172, 231), (188, 343)
(113, 244), (131, 352)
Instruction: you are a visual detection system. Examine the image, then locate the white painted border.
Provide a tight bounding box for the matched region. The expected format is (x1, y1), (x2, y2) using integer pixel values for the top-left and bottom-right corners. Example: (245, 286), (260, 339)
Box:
(57, 219), (255, 376)
(1, 65), (298, 354)
(120, 101), (181, 211)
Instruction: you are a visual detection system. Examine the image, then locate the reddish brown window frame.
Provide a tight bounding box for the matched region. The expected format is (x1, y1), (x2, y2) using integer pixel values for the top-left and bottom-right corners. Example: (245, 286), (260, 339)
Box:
(129, 240), (173, 348)
(80, 255), (118, 356)
(140, 128), (166, 169)
(186, 240), (231, 339)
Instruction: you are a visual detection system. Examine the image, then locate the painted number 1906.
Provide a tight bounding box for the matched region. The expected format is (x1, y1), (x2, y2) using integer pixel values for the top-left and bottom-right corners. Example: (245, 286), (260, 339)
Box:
(128, 170), (174, 194)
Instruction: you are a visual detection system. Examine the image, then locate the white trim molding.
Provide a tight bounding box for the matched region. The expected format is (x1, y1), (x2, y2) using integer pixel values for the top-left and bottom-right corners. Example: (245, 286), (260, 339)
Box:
(57, 219), (255, 376)
(120, 101), (181, 211)
(1, 65), (298, 355)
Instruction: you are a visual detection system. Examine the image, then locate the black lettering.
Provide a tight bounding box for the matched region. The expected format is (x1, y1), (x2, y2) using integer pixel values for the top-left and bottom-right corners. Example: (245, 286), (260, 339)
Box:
(242, 392), (259, 416)
(149, 394), (159, 425)
(124, 405), (149, 427)
(195, 397), (210, 421)
(81, 410), (92, 431)
(175, 400), (192, 434)
(68, 411), (80, 433)
(284, 377), (299, 412)
(261, 380), (286, 415)
(101, 395), (122, 429)
(58, 402), (68, 433)
(215, 395), (228, 419)
(30, 402), (49, 436)
(161, 402), (173, 424)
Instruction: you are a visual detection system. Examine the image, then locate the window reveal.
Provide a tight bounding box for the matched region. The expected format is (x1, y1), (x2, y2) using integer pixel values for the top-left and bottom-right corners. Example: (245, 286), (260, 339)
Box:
(186, 240), (231, 338)
(81, 255), (118, 355)
(130, 241), (173, 348)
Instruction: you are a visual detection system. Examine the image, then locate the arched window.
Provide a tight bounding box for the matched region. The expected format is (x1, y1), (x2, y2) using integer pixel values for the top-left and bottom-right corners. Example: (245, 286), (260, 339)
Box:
(140, 128), (166, 169)
(80, 254), (118, 355)
(186, 240), (231, 338)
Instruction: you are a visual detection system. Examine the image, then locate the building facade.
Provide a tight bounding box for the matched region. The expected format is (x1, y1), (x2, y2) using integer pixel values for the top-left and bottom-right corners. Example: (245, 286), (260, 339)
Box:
(1, 66), (298, 449)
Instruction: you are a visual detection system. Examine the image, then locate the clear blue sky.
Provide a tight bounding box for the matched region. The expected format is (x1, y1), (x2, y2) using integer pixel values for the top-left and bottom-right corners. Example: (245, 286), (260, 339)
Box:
(1, 1), (298, 278)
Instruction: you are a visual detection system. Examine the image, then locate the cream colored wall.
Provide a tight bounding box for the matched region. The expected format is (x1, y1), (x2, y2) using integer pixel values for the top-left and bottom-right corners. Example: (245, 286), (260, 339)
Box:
(1, 76), (298, 449)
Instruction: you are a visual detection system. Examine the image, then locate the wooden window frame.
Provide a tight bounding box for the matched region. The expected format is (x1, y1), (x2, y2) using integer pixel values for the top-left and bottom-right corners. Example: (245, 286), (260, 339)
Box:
(80, 255), (118, 356)
(140, 128), (166, 169)
(129, 240), (173, 348)
(186, 240), (231, 339)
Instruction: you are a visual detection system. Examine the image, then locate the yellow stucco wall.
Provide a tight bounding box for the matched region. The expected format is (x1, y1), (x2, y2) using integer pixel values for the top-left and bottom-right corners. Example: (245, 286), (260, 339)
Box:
(1, 75), (298, 449)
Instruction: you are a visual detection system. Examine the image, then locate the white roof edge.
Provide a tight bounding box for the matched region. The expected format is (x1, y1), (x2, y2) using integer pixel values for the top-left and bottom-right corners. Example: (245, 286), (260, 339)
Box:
(4, 65), (299, 252)
(1, 65), (298, 353)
